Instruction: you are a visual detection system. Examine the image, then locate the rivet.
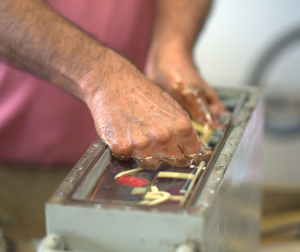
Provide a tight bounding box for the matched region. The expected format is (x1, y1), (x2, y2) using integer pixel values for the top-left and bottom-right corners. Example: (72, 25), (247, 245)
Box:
(65, 179), (73, 183)
(84, 155), (90, 158)
(220, 166), (226, 169)
(75, 167), (82, 170)
(93, 144), (99, 147)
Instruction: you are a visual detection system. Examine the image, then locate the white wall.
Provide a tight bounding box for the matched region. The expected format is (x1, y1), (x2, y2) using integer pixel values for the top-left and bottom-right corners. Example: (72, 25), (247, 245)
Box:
(194, 0), (300, 186)
(194, 0), (300, 87)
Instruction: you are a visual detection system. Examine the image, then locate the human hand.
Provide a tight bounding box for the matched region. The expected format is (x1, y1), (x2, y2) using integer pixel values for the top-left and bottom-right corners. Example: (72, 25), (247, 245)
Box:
(145, 48), (228, 129)
(83, 50), (210, 170)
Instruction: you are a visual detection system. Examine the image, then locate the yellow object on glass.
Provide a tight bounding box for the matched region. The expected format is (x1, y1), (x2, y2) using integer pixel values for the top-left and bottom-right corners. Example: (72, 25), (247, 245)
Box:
(191, 120), (214, 146)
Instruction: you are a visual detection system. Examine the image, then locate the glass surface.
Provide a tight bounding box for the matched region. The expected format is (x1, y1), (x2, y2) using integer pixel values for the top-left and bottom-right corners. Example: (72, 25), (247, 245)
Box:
(87, 156), (210, 206)
(72, 93), (238, 207)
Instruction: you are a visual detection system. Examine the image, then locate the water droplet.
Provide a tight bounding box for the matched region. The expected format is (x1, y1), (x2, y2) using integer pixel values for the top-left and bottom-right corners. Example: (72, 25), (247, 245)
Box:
(204, 203), (209, 207)
(75, 167), (82, 170)
(196, 97), (202, 104)
(183, 211), (188, 216)
(93, 144), (98, 147)
(205, 113), (212, 121)
(97, 204), (101, 209)
(202, 166), (206, 170)
(125, 206), (130, 211)
(211, 190), (215, 194)
(220, 166), (226, 169)
(59, 192), (64, 196)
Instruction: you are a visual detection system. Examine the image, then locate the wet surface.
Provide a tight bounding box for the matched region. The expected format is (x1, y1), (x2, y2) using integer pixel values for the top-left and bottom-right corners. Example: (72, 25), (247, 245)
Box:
(84, 118), (224, 207)
(80, 104), (232, 207)
(87, 157), (210, 206)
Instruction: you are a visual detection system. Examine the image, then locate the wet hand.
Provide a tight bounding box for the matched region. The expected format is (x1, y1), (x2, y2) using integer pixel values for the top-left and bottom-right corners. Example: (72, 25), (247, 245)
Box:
(83, 50), (210, 170)
(145, 50), (227, 129)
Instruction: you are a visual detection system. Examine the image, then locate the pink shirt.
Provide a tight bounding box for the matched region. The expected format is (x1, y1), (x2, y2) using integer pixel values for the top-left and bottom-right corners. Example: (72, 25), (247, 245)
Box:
(0, 0), (154, 167)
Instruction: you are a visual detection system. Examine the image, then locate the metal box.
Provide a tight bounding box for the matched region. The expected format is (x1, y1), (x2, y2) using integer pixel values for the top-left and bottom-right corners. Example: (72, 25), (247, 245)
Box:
(43, 86), (263, 252)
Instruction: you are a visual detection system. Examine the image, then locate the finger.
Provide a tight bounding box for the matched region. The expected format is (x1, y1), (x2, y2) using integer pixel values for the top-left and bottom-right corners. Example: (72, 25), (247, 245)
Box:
(174, 82), (223, 128)
(153, 140), (191, 167)
(185, 90), (223, 129)
(207, 91), (226, 115)
(170, 82), (214, 125)
(197, 140), (213, 156)
(199, 83), (226, 115)
(135, 148), (189, 169)
(180, 132), (212, 165)
(181, 133), (206, 155)
(187, 86), (229, 129)
(156, 146), (189, 167)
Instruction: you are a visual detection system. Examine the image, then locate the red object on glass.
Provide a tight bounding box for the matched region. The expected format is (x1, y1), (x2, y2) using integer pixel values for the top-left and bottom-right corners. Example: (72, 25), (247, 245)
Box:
(115, 175), (147, 188)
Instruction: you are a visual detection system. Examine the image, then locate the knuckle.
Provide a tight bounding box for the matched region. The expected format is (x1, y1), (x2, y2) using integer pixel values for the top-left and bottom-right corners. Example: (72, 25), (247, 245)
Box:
(133, 138), (151, 151)
(151, 130), (171, 145)
(176, 118), (193, 136)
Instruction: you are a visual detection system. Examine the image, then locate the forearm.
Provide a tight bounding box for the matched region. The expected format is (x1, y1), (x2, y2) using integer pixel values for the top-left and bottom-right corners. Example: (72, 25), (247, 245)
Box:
(151, 0), (212, 54)
(0, 0), (209, 168)
(0, 0), (113, 101)
(146, 0), (226, 128)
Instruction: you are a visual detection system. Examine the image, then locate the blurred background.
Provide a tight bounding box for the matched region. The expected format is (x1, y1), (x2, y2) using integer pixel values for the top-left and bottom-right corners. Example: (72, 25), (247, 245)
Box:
(194, 0), (300, 251)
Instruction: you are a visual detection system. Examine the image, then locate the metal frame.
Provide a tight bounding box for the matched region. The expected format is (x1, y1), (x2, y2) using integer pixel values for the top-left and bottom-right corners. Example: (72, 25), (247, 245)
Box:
(45, 86), (262, 252)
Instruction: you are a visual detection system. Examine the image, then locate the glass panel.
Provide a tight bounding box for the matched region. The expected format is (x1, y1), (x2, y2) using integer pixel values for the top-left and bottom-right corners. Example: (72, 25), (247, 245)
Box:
(71, 91), (240, 207)
(86, 157), (209, 207)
